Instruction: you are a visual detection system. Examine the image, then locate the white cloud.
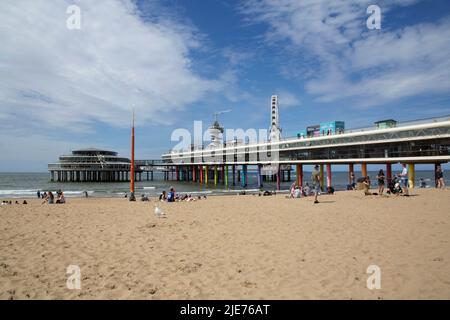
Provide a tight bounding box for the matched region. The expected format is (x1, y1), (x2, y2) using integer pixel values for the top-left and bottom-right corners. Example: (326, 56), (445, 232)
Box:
(239, 0), (450, 106)
(0, 0), (223, 132)
(276, 90), (301, 108)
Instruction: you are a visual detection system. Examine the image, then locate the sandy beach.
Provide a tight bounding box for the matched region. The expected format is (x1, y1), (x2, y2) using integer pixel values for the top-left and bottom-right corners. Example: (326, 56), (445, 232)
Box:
(1, 188), (449, 300)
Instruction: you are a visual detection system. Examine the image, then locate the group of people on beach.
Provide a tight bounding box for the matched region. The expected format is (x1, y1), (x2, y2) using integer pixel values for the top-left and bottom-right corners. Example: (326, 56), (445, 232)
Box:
(359, 164), (445, 196)
(38, 190), (66, 204)
(1, 200), (27, 205)
(158, 187), (207, 202)
(287, 164), (325, 204)
(286, 163), (446, 202)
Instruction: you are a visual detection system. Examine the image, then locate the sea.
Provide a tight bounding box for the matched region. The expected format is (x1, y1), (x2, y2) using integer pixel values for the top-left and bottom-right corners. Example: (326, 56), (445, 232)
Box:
(0, 170), (446, 199)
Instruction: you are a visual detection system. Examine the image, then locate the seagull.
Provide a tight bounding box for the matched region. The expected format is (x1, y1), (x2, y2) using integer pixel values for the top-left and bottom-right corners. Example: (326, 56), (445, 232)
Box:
(154, 205), (166, 218)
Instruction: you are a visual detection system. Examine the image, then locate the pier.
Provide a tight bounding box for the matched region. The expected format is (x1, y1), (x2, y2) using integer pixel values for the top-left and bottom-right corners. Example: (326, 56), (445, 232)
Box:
(160, 115), (450, 190)
(48, 117), (450, 188)
(48, 148), (165, 183)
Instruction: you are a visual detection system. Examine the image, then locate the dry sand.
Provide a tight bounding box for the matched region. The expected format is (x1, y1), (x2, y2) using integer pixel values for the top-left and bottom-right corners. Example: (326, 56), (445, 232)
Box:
(1, 188), (449, 300)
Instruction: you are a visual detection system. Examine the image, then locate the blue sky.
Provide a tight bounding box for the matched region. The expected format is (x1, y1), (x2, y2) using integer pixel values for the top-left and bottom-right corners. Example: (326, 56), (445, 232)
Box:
(0, 0), (449, 171)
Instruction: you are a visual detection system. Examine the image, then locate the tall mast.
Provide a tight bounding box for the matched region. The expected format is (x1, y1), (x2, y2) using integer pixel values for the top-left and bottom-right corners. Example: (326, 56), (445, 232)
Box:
(130, 109), (135, 200)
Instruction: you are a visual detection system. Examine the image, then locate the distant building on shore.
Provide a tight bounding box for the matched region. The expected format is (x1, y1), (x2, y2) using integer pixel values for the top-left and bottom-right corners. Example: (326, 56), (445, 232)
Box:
(48, 148), (131, 182)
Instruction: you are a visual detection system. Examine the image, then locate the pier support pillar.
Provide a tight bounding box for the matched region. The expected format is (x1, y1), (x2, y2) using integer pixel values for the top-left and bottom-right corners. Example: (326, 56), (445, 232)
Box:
(287, 169), (291, 182)
(408, 163), (415, 188)
(242, 165), (247, 188)
(225, 165), (229, 187)
(199, 165), (203, 184)
(296, 164), (303, 187)
(326, 164), (332, 188)
(386, 163), (392, 184)
(176, 166), (179, 181)
(205, 165), (208, 185)
(361, 163), (367, 178)
(257, 164), (262, 188)
(319, 164), (324, 191)
(237, 170), (241, 183)
(348, 163), (354, 185)
(276, 166), (281, 191)
(232, 165), (236, 186)
(192, 166), (196, 182)
(214, 165), (219, 186)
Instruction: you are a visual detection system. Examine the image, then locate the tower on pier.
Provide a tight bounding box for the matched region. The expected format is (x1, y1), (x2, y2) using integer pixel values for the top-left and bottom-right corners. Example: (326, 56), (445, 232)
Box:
(269, 95), (282, 142)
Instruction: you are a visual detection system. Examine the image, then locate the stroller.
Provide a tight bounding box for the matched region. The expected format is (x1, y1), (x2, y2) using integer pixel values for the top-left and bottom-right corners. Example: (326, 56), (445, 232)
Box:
(387, 176), (402, 195)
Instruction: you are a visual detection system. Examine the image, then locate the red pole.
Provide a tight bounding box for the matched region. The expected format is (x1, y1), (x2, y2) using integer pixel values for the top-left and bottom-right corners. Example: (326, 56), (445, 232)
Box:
(130, 111), (135, 200)
(386, 163), (392, 183)
(326, 164), (332, 188)
(348, 163), (354, 185)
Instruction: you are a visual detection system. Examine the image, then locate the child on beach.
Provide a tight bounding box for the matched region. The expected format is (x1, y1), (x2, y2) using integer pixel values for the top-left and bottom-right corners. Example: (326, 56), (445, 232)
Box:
(311, 165), (322, 204)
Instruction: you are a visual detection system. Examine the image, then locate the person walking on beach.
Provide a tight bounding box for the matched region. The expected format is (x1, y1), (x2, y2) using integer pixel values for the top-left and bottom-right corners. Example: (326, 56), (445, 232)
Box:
(311, 165), (321, 204)
(350, 172), (356, 189)
(376, 169), (385, 196)
(436, 166), (445, 189)
(399, 164), (409, 196)
(37, 190), (40, 199)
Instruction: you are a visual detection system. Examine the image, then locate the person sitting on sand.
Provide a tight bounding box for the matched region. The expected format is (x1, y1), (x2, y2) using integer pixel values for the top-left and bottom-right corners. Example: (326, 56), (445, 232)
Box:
(289, 182), (296, 198)
(363, 177), (371, 196)
(420, 178), (427, 188)
(159, 191), (167, 201)
(23, 200), (27, 205)
(293, 186), (302, 198)
(167, 187), (175, 202)
(140, 194), (149, 202)
(56, 192), (65, 204)
(42, 191), (54, 204)
(303, 183), (311, 196)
